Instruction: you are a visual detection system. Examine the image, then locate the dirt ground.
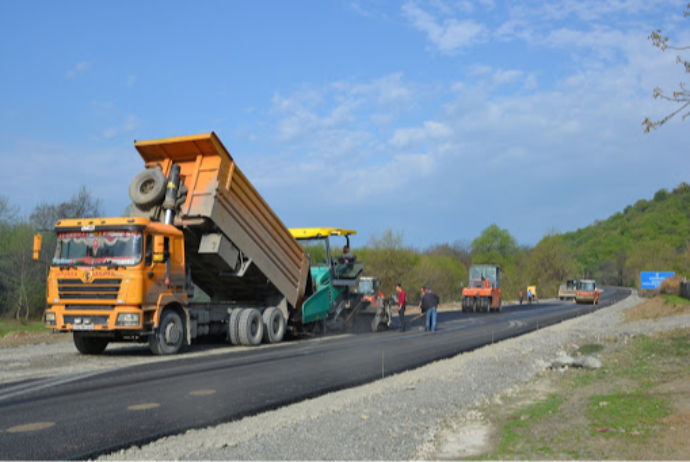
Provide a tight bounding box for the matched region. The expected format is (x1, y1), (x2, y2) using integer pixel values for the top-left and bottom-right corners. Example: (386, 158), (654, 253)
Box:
(624, 295), (690, 323)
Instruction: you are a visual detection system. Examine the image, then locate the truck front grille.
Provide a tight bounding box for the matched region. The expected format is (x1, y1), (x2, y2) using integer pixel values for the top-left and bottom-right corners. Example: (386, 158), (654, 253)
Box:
(63, 315), (110, 325)
(58, 279), (122, 301)
(66, 305), (115, 310)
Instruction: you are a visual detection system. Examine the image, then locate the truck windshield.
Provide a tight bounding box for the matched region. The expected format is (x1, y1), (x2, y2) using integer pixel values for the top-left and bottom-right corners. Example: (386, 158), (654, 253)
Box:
(470, 266), (497, 282)
(580, 282), (595, 291)
(53, 231), (143, 266)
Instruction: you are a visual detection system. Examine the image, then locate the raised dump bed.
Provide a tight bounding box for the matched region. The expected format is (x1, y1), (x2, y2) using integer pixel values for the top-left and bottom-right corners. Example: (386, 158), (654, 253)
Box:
(133, 133), (310, 310)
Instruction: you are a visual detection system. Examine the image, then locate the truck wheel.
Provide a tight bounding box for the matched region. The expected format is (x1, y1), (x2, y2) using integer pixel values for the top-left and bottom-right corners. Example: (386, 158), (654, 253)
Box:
(238, 308), (263, 346)
(73, 334), (108, 355)
(150, 310), (185, 355)
(129, 169), (167, 210)
(262, 307), (285, 344)
(228, 308), (244, 345)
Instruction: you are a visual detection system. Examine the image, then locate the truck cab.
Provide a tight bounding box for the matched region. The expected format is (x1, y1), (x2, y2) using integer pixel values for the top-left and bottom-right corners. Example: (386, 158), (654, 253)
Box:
(41, 217), (187, 355)
(558, 278), (579, 300)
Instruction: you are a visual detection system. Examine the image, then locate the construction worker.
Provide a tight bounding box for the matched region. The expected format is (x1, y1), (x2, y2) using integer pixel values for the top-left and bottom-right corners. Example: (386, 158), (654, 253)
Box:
(339, 245), (354, 264)
(421, 286), (440, 332)
(395, 283), (406, 331)
(527, 288), (533, 304)
(519, 290), (523, 305)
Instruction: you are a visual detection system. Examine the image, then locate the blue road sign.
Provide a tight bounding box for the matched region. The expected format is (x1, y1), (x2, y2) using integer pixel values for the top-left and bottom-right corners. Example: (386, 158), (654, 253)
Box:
(640, 271), (675, 290)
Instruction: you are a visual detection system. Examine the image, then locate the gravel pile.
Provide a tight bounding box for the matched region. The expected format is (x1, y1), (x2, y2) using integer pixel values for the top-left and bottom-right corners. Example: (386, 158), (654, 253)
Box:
(100, 292), (690, 461)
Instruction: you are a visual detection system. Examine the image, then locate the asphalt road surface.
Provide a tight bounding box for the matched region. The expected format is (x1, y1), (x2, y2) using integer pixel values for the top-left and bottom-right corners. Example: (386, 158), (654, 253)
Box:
(0, 288), (629, 460)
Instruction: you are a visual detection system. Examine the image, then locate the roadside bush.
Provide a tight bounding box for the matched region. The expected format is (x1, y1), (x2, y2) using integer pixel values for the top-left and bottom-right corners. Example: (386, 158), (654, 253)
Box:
(658, 276), (681, 296)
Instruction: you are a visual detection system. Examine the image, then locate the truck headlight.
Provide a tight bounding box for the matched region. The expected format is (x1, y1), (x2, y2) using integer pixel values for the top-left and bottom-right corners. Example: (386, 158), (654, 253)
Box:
(116, 313), (140, 327)
(45, 312), (56, 326)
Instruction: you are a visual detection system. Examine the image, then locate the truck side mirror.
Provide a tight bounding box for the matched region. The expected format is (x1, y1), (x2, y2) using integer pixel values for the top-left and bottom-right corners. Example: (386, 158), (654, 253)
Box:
(33, 234), (42, 261)
(153, 234), (165, 262)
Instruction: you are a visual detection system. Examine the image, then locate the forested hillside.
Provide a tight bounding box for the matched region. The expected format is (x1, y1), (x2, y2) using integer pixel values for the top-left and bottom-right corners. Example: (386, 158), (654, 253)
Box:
(561, 183), (690, 287)
(2, 182), (688, 320)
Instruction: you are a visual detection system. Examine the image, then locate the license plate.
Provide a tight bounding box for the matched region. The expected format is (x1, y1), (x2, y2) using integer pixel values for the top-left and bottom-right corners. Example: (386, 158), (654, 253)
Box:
(72, 324), (95, 331)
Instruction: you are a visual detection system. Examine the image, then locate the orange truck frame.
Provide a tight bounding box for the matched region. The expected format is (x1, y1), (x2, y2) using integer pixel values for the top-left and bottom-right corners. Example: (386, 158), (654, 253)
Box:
(461, 264), (502, 313)
(35, 132), (359, 355)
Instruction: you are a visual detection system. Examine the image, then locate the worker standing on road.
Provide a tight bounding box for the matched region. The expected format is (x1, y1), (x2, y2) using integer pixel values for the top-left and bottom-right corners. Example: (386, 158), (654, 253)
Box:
(519, 290), (523, 305)
(395, 283), (407, 331)
(421, 286), (440, 332)
(527, 288), (533, 304)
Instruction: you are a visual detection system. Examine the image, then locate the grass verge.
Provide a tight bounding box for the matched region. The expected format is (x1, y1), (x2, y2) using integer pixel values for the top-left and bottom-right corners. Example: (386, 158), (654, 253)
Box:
(0, 320), (46, 338)
(473, 328), (690, 460)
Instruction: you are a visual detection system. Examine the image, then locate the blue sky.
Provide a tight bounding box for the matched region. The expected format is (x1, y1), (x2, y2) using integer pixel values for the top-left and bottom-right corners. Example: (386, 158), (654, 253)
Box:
(1, 0), (688, 249)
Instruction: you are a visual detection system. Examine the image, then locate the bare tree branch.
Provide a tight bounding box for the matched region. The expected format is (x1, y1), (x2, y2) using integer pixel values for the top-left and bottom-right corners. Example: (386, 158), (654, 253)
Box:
(644, 5), (690, 132)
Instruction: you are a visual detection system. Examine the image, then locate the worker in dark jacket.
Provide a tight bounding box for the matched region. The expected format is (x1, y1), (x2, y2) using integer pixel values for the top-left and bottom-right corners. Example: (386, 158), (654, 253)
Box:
(420, 286), (440, 332)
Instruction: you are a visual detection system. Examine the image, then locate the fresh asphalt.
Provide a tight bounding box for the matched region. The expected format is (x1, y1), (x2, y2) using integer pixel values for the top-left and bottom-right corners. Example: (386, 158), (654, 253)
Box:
(0, 288), (629, 460)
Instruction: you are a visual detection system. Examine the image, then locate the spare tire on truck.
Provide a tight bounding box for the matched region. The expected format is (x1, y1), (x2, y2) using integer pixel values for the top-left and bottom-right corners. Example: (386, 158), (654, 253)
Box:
(129, 168), (167, 210)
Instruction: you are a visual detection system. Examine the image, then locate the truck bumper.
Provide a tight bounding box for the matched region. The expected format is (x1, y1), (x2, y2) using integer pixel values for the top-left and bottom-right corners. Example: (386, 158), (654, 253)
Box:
(45, 305), (152, 336)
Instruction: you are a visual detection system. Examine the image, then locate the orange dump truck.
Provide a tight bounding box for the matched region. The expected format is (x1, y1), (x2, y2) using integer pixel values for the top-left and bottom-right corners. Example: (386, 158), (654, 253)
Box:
(37, 132), (360, 355)
(461, 264), (502, 313)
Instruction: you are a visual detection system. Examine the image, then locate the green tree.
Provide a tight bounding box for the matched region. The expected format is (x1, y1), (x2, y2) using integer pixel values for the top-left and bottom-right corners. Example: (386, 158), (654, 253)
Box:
(361, 229), (418, 297)
(470, 224), (519, 264)
(0, 222), (45, 319)
(525, 231), (579, 298)
(643, 4), (690, 132)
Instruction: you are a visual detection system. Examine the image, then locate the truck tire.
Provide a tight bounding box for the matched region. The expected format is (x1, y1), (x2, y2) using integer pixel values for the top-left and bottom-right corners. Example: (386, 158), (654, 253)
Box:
(149, 310), (185, 355)
(262, 307), (285, 344)
(238, 308), (263, 346)
(228, 308), (244, 346)
(73, 334), (108, 355)
(129, 168), (167, 210)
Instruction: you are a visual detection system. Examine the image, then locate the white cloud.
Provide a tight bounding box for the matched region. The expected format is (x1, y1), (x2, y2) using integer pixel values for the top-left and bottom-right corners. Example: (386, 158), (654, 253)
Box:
(270, 73), (416, 146)
(65, 61), (90, 79)
(390, 121), (451, 148)
(402, 1), (487, 53)
(348, 1), (375, 18)
(102, 115), (141, 139)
